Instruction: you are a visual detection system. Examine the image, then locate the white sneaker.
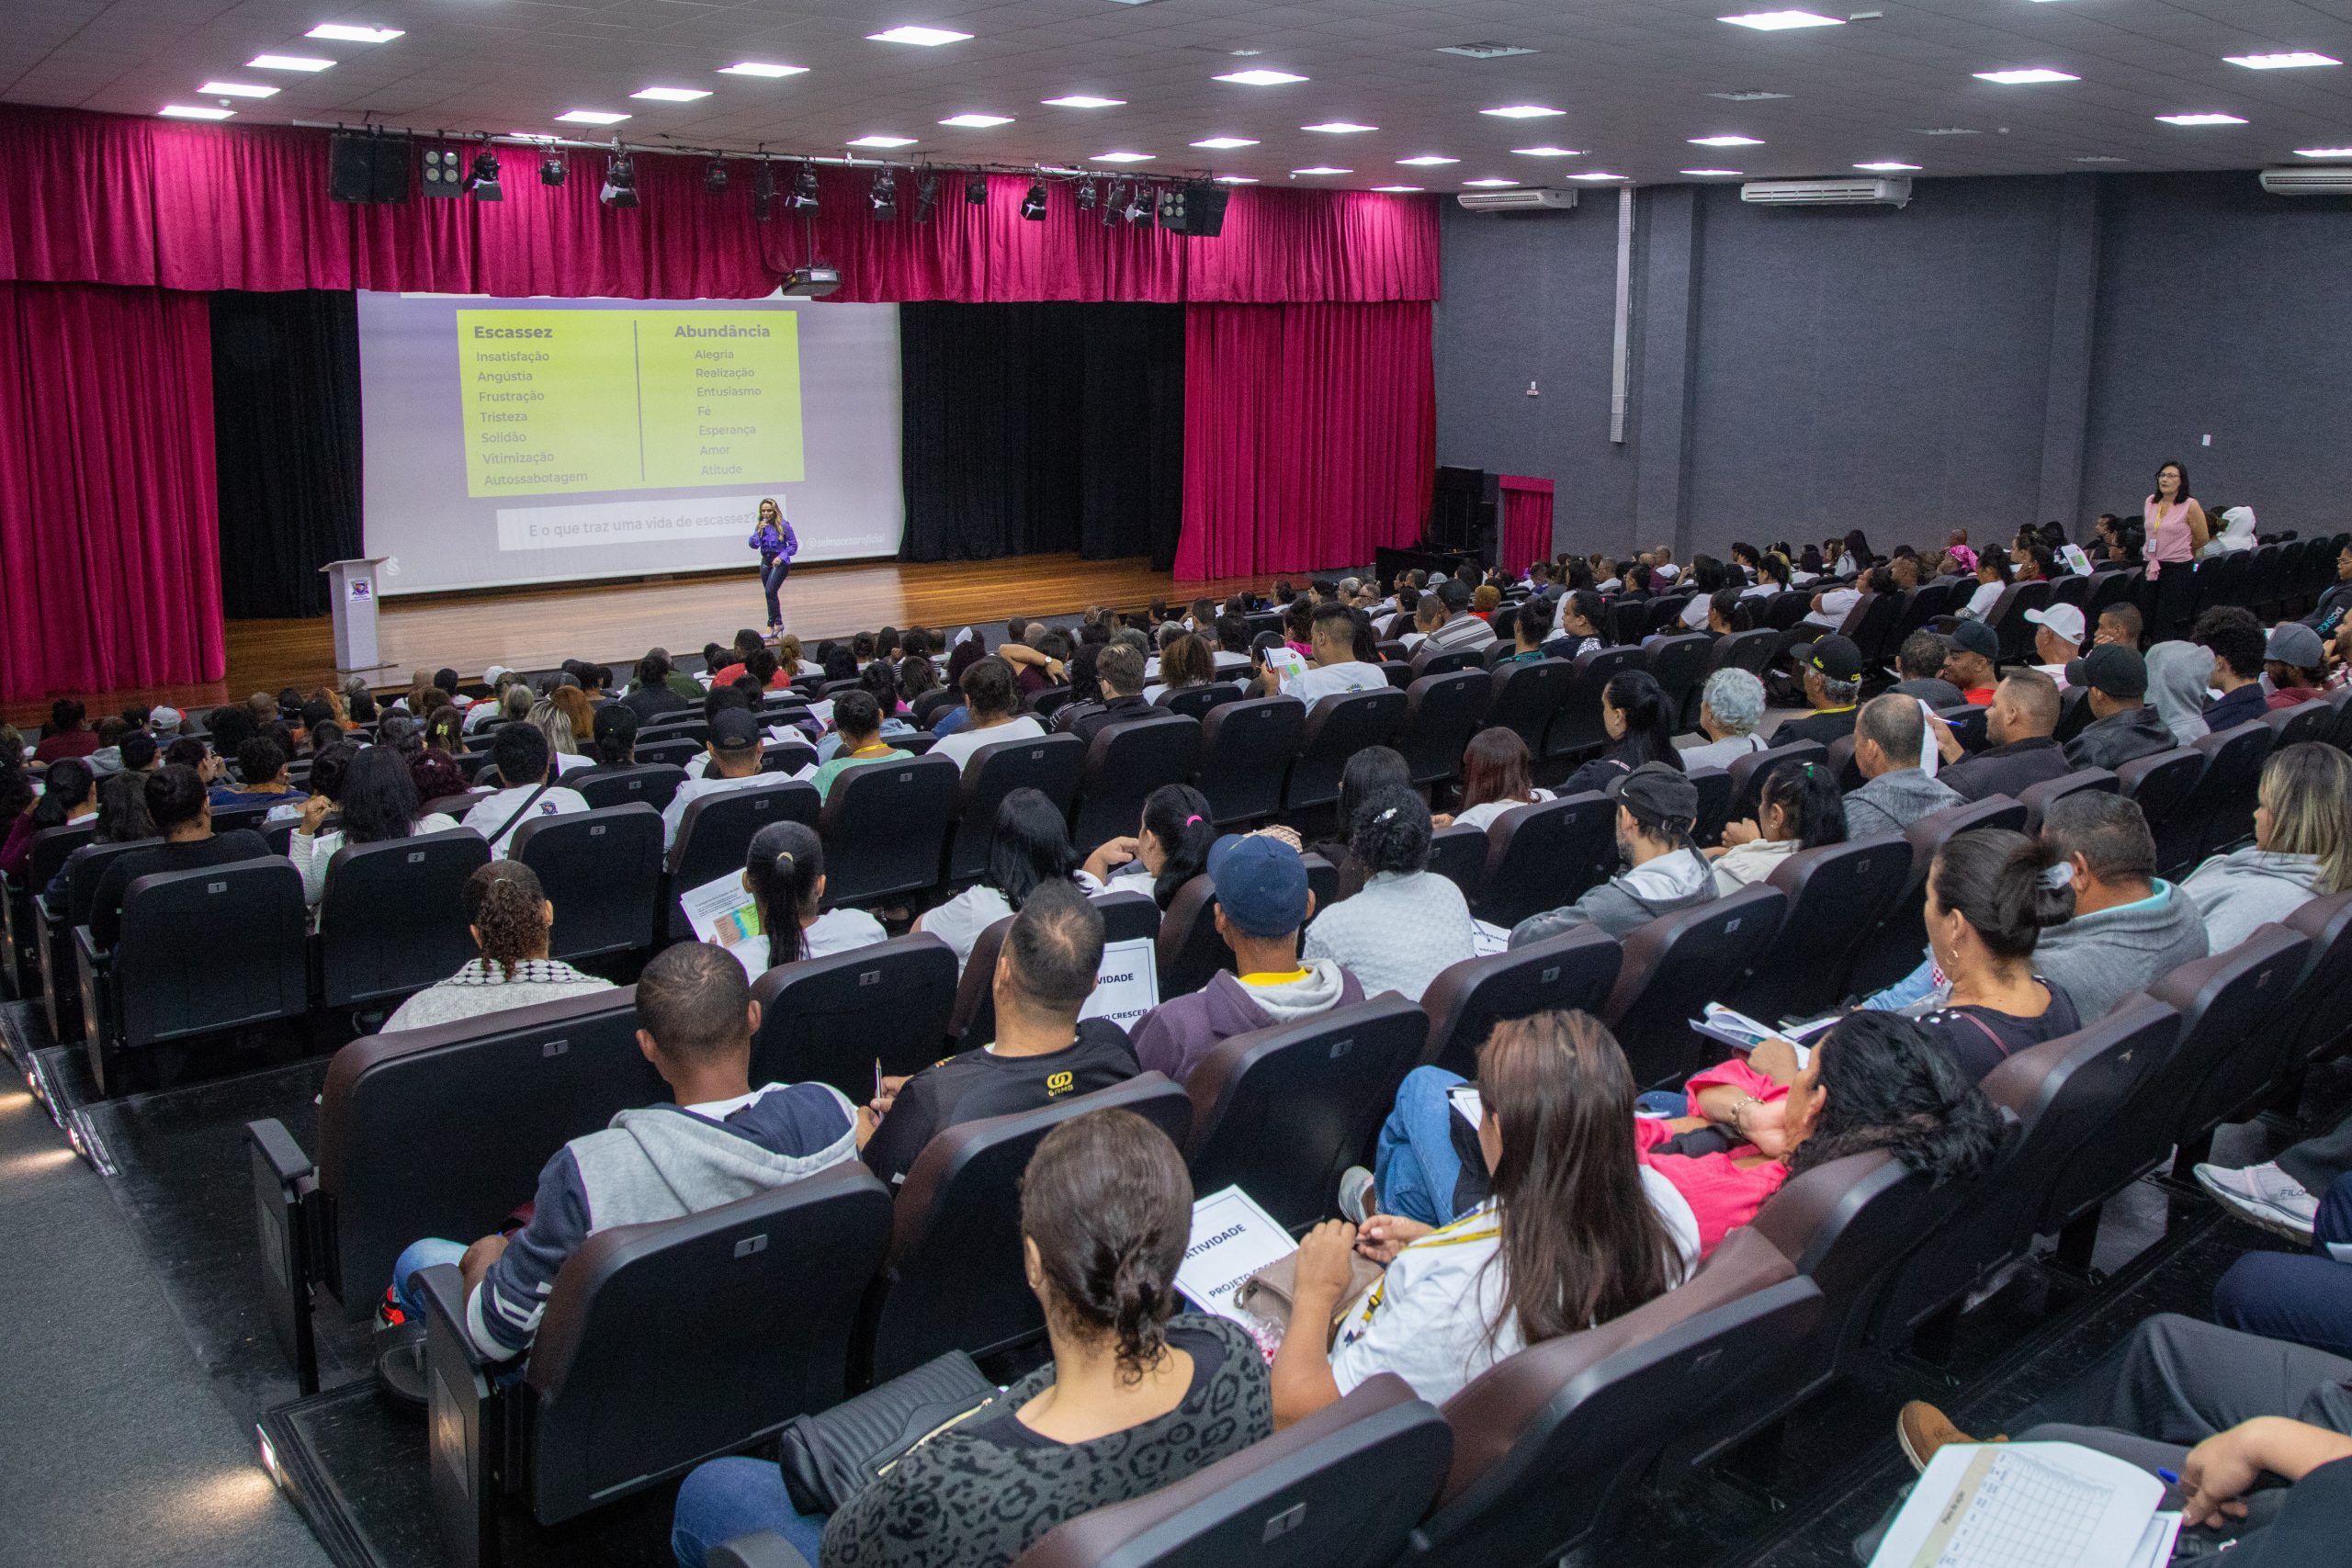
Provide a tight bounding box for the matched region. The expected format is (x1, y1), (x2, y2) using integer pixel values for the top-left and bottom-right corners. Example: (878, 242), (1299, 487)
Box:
(2194, 1161), (2320, 1243)
(1338, 1167), (1376, 1226)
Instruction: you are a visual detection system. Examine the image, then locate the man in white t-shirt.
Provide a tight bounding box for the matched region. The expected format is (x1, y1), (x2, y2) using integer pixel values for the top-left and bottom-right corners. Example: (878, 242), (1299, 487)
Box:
(926, 657), (1046, 773)
(661, 709), (796, 849)
(461, 725), (590, 859)
(1280, 604), (1390, 705)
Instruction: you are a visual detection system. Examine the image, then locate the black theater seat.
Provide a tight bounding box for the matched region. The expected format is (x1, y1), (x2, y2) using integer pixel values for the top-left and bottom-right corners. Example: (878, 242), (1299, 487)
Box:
(751, 933), (960, 1099)
(1416, 927), (1623, 1079)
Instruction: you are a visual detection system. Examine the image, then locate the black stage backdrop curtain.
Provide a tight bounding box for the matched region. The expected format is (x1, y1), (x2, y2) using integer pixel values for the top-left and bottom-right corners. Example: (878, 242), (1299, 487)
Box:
(899, 302), (1183, 570)
(211, 289), (363, 618)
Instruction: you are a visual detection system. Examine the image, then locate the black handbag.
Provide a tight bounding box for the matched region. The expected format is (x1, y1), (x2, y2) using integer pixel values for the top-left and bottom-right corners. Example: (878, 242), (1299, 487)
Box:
(775, 1350), (999, 1514)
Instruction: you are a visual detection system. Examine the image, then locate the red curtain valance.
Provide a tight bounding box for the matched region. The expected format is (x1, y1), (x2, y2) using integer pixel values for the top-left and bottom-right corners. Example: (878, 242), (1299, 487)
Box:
(0, 107), (1437, 304)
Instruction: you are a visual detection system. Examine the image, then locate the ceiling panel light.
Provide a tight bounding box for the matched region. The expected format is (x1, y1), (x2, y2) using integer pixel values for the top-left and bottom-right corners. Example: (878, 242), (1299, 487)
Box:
(1855, 161), (1921, 170)
(1973, 68), (2079, 84)
(2292, 146), (2352, 158)
(1372, 185), (1423, 192)
(1437, 43), (1538, 60)
(1302, 121), (1376, 133)
(632, 86), (711, 102)
(1462, 178), (1518, 187)
(939, 113), (1012, 127)
(199, 81), (277, 97)
(1216, 69), (1307, 85)
(1214, 175), (1258, 183)
(1913, 127), (1983, 136)
(1292, 165), (1351, 175)
(2075, 155), (2128, 164)
(1568, 171), (1630, 181)
(868, 26), (970, 46)
(1043, 95), (1125, 107)
(1710, 90), (1793, 101)
(1191, 137), (1258, 149)
(1718, 11), (1845, 29)
(1510, 146), (1583, 157)
(1681, 168), (1744, 176)
(306, 24), (401, 43)
(1397, 155), (1458, 166)
(160, 104), (236, 119)
(1480, 105), (1564, 118)
(719, 62), (806, 77)
(846, 134), (917, 147)
(2224, 52), (2338, 71)
(1091, 151), (1154, 162)
(1690, 135), (1763, 147)
(556, 109), (629, 125)
(249, 53), (334, 71)
(2155, 113), (2248, 126)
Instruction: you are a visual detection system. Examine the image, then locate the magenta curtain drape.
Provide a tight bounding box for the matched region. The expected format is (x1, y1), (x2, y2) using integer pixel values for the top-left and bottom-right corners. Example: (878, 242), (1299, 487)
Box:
(0, 107), (1439, 304)
(1498, 475), (1555, 573)
(1175, 301), (1435, 581)
(0, 282), (225, 701)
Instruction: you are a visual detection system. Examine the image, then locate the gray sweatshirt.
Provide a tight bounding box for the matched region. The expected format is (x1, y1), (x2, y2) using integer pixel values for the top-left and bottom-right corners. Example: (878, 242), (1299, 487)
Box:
(2183, 849), (2327, 953)
(1509, 846), (1718, 946)
(1843, 769), (1962, 840)
(2035, 880), (2211, 1021)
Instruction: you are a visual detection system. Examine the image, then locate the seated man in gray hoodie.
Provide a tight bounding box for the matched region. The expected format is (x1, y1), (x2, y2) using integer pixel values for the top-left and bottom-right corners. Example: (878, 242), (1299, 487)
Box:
(1843, 694), (1962, 840)
(2033, 792), (2210, 1021)
(1128, 833), (1363, 1084)
(377, 941), (868, 1392)
(1509, 764), (1716, 946)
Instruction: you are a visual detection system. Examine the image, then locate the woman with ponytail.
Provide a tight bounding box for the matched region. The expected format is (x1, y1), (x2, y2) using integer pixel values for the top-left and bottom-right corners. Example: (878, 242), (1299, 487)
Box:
(670, 1109), (1272, 1568)
(723, 821), (887, 978)
(382, 861), (612, 1031)
(1080, 783), (1216, 908)
(1561, 669), (1683, 796)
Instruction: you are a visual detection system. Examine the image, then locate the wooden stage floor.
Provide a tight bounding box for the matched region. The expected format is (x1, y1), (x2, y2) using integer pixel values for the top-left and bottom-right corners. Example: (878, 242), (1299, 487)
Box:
(6, 555), (1282, 725)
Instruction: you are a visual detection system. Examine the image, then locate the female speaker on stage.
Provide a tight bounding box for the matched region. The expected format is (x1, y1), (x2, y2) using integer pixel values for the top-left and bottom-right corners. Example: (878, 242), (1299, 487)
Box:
(749, 499), (798, 634)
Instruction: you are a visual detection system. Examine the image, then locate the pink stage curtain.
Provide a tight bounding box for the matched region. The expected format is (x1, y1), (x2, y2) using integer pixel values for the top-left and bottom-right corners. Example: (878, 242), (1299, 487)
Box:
(1498, 476), (1556, 573)
(0, 282), (225, 701)
(1175, 301), (1434, 581)
(0, 107), (1439, 304)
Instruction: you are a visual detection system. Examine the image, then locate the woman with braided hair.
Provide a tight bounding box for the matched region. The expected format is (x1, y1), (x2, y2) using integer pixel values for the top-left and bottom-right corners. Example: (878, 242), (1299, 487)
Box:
(669, 1108), (1272, 1568)
(381, 861), (612, 1031)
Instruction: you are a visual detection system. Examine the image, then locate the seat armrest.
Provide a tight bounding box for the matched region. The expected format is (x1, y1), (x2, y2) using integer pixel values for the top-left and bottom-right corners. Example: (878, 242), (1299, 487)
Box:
(710, 1533), (815, 1568)
(247, 1118), (321, 1393)
(418, 1262), (503, 1568)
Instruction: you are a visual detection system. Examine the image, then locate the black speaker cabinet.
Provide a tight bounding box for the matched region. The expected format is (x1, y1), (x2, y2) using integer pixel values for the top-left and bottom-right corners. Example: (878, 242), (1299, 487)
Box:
(1430, 467), (1499, 565)
(329, 132), (413, 204)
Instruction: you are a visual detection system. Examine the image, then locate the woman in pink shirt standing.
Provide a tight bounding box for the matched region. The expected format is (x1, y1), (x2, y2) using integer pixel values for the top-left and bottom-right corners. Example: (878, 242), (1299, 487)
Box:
(2142, 459), (2211, 638)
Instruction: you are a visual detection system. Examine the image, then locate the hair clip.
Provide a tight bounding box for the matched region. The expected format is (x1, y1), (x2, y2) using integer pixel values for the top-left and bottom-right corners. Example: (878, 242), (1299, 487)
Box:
(1183, 814), (1203, 827)
(1377, 807), (1398, 822)
(2039, 861), (2074, 890)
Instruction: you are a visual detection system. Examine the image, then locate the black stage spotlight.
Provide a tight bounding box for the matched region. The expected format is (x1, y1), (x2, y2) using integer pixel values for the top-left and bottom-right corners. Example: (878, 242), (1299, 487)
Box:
(1019, 178), (1048, 220)
(753, 159), (776, 221)
(789, 163), (820, 212)
(704, 156), (729, 196)
(965, 174), (988, 204)
(870, 166), (898, 220)
(1076, 177), (1097, 210)
(1101, 178), (1125, 225)
(464, 146), (503, 200)
(1123, 182), (1152, 224)
(539, 148), (567, 186)
(600, 145), (639, 208)
(914, 173), (939, 222)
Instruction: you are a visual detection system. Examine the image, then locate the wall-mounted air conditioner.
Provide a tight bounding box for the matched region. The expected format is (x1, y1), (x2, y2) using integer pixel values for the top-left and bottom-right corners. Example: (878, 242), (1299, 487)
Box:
(1741, 177), (1912, 209)
(1455, 187), (1578, 212)
(2258, 166), (2352, 197)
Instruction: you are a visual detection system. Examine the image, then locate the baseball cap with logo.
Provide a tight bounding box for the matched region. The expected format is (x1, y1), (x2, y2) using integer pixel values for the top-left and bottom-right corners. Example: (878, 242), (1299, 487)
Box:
(2024, 604), (2086, 647)
(1207, 833), (1311, 938)
(1802, 636), (1863, 684)
(1604, 761), (1701, 832)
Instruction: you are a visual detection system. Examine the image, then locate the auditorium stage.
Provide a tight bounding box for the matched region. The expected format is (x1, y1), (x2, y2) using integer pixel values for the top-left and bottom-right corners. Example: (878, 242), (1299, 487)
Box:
(4, 554), (1276, 726)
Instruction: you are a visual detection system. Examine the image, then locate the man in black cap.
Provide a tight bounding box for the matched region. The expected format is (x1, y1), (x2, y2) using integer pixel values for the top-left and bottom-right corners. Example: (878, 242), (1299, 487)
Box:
(1773, 635), (1867, 747)
(660, 706), (779, 849)
(2064, 645), (2174, 771)
(1942, 618), (2000, 706)
(1509, 763), (1717, 945)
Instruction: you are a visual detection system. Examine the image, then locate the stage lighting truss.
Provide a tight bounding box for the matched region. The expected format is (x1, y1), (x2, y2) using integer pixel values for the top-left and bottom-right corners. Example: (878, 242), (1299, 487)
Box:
(704, 156), (729, 196)
(789, 164), (820, 212)
(914, 172), (940, 222)
(870, 166), (898, 220)
(464, 145), (503, 200)
(600, 143), (639, 208)
(1020, 178), (1048, 220)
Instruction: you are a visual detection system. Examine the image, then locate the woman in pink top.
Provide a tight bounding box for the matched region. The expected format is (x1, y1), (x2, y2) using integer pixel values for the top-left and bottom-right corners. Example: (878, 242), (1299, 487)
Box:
(2143, 459), (2210, 637)
(1633, 1010), (2007, 1255)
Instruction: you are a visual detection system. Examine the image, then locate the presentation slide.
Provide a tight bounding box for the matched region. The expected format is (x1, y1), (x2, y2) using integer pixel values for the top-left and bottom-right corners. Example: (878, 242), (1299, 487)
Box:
(357, 292), (902, 595)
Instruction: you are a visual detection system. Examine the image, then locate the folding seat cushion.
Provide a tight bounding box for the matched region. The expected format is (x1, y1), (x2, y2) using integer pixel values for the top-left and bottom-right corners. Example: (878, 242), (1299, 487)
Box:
(99, 860), (308, 1078)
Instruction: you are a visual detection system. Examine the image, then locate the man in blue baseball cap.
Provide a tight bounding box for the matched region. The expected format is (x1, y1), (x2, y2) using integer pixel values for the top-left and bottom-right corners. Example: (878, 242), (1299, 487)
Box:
(1127, 832), (1364, 1084)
